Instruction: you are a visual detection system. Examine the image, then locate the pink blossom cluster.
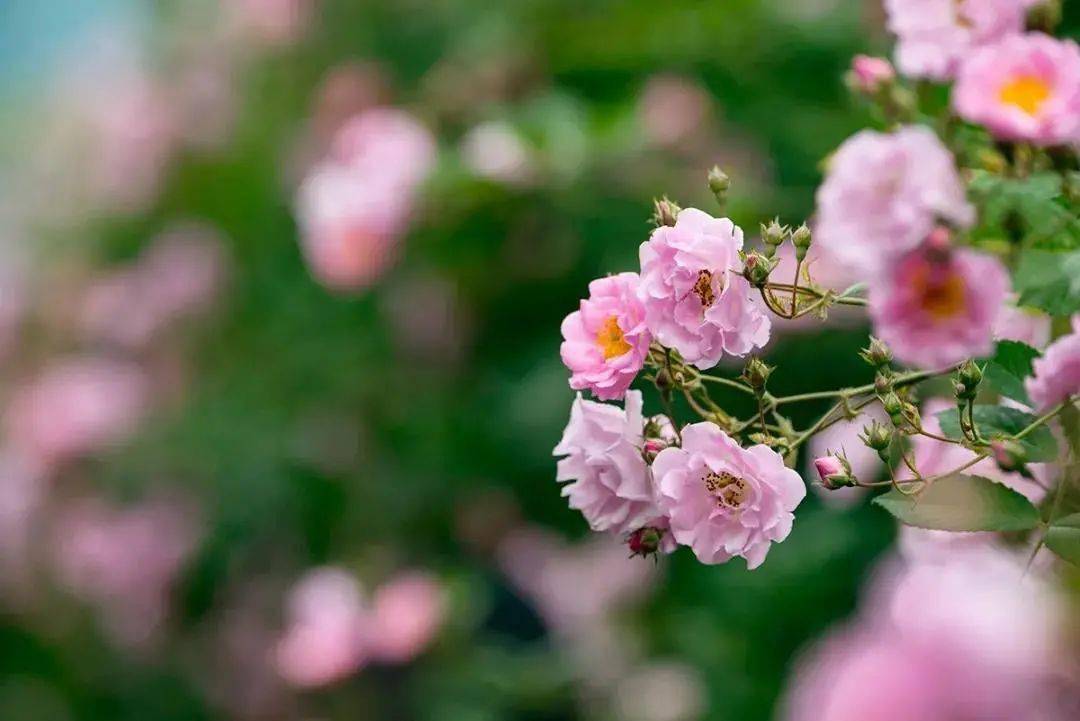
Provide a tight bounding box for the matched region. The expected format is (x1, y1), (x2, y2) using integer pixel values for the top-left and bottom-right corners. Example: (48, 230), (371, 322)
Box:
(274, 566), (445, 688)
(782, 542), (1069, 721)
(295, 108), (436, 291)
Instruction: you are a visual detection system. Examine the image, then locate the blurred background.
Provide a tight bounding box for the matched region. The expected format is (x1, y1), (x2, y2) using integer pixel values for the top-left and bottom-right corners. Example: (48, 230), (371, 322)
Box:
(0, 1), (1077, 720)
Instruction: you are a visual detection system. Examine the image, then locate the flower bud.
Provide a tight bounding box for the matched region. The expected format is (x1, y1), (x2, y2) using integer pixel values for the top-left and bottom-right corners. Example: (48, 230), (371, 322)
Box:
(654, 368), (674, 391)
(873, 371), (894, 396)
(954, 360), (982, 400)
(814, 453), (856, 490)
(845, 55), (895, 95)
(742, 251), (776, 287)
(707, 166), (730, 206)
(741, 357), (774, 394)
(652, 197), (681, 227)
(991, 439), (1029, 475)
(881, 392), (904, 419)
(760, 218), (787, 258)
(859, 419), (892, 461)
(790, 223), (812, 261)
(860, 337), (893, 369)
(627, 526), (664, 558)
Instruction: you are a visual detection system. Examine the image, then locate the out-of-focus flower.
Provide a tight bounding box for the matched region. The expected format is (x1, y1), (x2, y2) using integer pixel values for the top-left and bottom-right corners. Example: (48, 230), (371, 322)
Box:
(560, 273), (651, 400)
(994, 300), (1052, 349)
(4, 358), (148, 466)
(652, 423), (805, 568)
(638, 209), (770, 369)
(274, 567), (368, 688)
(52, 496), (200, 647)
(806, 405), (888, 506)
(460, 121), (534, 186)
(553, 391), (660, 536)
(0, 452), (47, 590)
(80, 223), (227, 349)
(884, 0), (1031, 81)
(954, 33), (1080, 146)
(846, 55), (896, 94)
(899, 398), (1046, 502)
(815, 127), (973, 276)
(1025, 315), (1080, 409)
(311, 63), (393, 142)
(637, 74), (712, 148)
(868, 244), (1007, 369)
(368, 572), (445, 664)
(612, 662), (706, 721)
(295, 108), (435, 291)
(227, 0), (314, 47)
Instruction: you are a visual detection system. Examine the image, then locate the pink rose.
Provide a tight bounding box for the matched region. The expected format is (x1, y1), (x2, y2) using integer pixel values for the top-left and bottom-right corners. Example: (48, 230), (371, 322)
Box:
(652, 423), (805, 568)
(1025, 315), (1080, 409)
(868, 244), (1008, 369)
(368, 572), (445, 664)
(954, 33), (1080, 146)
(560, 272), (651, 400)
(885, 0), (1031, 81)
(994, 300), (1052, 349)
(815, 127), (974, 276)
(637, 208), (770, 370)
(553, 391), (661, 536)
(847, 55), (895, 94)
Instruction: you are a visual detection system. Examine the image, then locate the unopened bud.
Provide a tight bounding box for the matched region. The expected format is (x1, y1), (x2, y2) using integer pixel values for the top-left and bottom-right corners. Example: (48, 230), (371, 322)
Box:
(845, 55), (895, 95)
(654, 368), (674, 391)
(652, 197), (681, 227)
(860, 337), (893, 369)
(707, 166), (731, 206)
(814, 453), (856, 490)
(874, 371), (894, 396)
(742, 251), (776, 287)
(742, 357), (774, 394)
(627, 526), (665, 558)
(954, 360), (982, 400)
(761, 218), (787, 257)
(881, 392), (904, 419)
(790, 224), (812, 261)
(860, 419), (892, 462)
(991, 439), (1029, 475)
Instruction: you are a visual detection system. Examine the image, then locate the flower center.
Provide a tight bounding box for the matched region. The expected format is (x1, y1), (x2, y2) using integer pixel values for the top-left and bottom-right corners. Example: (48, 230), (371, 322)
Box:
(703, 470), (748, 509)
(911, 265), (967, 321)
(692, 270), (717, 307)
(596, 316), (632, 360)
(953, 0), (972, 29)
(999, 75), (1051, 116)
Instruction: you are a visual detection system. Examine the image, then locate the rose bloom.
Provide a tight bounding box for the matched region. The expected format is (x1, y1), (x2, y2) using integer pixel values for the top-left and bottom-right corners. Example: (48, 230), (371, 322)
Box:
(637, 209), (770, 370)
(652, 423), (805, 568)
(553, 391), (659, 536)
(884, 0), (1031, 81)
(954, 33), (1080, 146)
(815, 126), (974, 276)
(274, 567), (368, 688)
(868, 244), (1008, 369)
(560, 273), (651, 400)
(1025, 315), (1080, 410)
(806, 405), (889, 506)
(368, 572), (445, 664)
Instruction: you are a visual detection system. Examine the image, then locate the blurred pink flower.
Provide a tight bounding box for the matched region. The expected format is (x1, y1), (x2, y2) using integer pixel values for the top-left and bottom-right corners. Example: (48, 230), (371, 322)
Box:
(553, 391), (659, 536)
(0, 452), (47, 590)
(5, 358), (148, 465)
(52, 496), (199, 647)
(561, 273), (651, 401)
(868, 244), (1007, 369)
(846, 55), (895, 93)
(954, 33), (1080, 146)
(1025, 315), (1080, 410)
(637, 74), (711, 148)
(80, 223), (227, 349)
(652, 423), (805, 568)
(274, 567), (368, 688)
(613, 662), (706, 721)
(901, 397), (1046, 503)
(295, 108), (435, 291)
(995, 301), (1052, 349)
(815, 127), (973, 276)
(460, 121), (533, 186)
(368, 572), (445, 664)
(638, 209), (770, 370)
(806, 405), (888, 506)
(884, 0), (1031, 81)
(228, 0), (314, 47)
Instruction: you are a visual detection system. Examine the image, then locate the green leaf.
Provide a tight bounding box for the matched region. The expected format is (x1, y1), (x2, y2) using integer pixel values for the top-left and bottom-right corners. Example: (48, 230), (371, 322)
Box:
(937, 405), (1059, 462)
(1045, 513), (1080, 566)
(983, 340), (1039, 405)
(1014, 249), (1080, 316)
(873, 474), (1041, 531)
(969, 172), (1080, 251)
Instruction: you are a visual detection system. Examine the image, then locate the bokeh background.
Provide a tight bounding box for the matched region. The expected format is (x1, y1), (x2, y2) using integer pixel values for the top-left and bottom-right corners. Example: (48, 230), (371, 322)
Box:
(0, 2), (1077, 720)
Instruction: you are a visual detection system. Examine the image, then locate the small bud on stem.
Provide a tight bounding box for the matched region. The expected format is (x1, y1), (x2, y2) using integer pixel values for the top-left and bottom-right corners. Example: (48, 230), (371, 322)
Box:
(707, 166), (731, 208)
(652, 197), (681, 227)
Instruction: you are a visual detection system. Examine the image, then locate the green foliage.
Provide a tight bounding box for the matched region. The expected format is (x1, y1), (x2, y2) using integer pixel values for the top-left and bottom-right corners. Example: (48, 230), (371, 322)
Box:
(968, 171), (1080, 250)
(1014, 249), (1080, 315)
(1045, 513), (1080, 566)
(873, 474), (1041, 532)
(937, 405), (1059, 462)
(982, 340), (1039, 405)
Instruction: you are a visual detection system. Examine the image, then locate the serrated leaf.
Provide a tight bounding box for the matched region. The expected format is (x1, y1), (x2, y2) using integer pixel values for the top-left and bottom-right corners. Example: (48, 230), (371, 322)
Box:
(983, 340), (1039, 405)
(873, 474), (1041, 531)
(937, 405), (1059, 462)
(1045, 513), (1080, 566)
(1014, 250), (1080, 315)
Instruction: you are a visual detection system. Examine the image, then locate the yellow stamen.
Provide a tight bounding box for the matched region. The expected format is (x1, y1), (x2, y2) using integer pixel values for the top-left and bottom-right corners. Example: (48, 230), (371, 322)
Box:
(596, 316), (631, 360)
(912, 266), (967, 321)
(703, 471), (748, 509)
(692, 270), (716, 307)
(999, 75), (1051, 116)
